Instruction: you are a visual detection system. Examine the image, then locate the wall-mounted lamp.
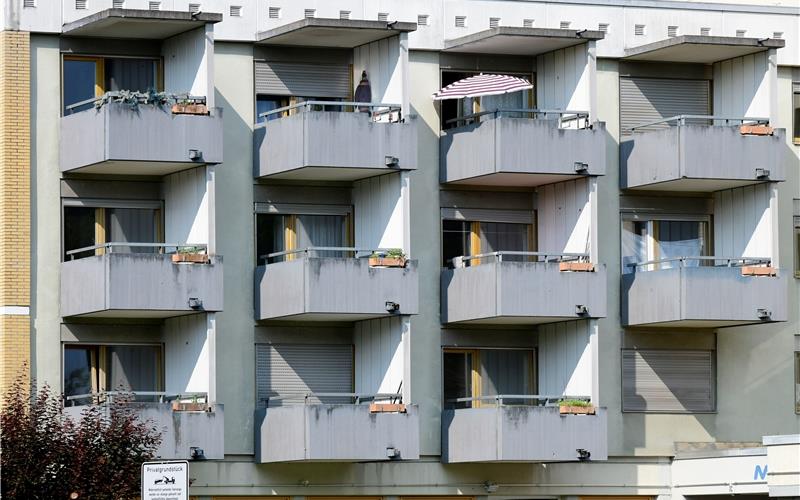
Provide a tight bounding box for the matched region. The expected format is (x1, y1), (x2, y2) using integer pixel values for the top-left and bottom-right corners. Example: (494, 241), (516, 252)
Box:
(189, 447), (206, 460)
(386, 447), (400, 459)
(575, 304), (588, 316)
(576, 448), (591, 460)
(188, 297), (203, 310)
(574, 161), (589, 173)
(483, 481), (499, 493)
(755, 168), (770, 179)
(385, 301), (400, 313)
(385, 155), (400, 167)
(188, 149), (203, 161)
(757, 308), (772, 321)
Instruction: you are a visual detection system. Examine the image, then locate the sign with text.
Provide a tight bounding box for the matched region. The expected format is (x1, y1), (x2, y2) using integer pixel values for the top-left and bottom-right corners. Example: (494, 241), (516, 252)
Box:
(141, 460), (188, 500)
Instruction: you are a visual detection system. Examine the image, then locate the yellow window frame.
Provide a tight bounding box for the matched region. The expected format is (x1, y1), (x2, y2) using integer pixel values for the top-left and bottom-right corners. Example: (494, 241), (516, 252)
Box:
(444, 348), (536, 408)
(62, 55), (164, 109)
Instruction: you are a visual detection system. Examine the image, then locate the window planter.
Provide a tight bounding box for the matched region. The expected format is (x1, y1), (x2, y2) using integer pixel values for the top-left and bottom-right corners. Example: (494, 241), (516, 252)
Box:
(559, 262), (595, 272)
(369, 403), (406, 413)
(741, 266), (776, 276)
(368, 256), (407, 268)
(559, 405), (596, 415)
(172, 401), (209, 412)
(171, 253), (210, 264)
(171, 103), (209, 115)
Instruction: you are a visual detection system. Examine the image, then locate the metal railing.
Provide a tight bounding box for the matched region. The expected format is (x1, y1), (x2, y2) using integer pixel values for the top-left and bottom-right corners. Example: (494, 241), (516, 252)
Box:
(627, 256), (771, 270)
(630, 115), (769, 131)
(259, 246), (402, 264)
(260, 392), (403, 407)
(445, 394), (591, 406)
(65, 391), (208, 407)
(259, 100), (403, 122)
(446, 108), (591, 129)
(65, 92), (207, 114)
(451, 251), (589, 268)
(66, 242), (208, 260)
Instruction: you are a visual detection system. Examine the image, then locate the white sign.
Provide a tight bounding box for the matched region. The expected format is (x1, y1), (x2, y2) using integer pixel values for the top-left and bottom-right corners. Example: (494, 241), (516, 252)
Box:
(141, 460), (189, 500)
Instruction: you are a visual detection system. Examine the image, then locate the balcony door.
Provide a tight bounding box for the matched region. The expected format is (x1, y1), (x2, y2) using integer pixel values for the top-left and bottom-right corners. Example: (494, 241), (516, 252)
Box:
(443, 348), (536, 408)
(441, 209), (535, 267)
(63, 55), (161, 114)
(621, 216), (710, 273)
(63, 344), (162, 403)
(255, 204), (353, 263)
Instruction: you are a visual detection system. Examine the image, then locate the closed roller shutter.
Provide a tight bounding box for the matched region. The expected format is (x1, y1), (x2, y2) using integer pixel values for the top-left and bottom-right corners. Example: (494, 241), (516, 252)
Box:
(619, 77), (710, 134)
(622, 349), (715, 412)
(255, 61), (351, 98)
(256, 344), (353, 406)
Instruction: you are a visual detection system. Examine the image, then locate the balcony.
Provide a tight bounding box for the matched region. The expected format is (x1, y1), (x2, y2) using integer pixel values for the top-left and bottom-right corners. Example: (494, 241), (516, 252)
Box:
(254, 102), (417, 181)
(255, 248), (418, 321)
(442, 396), (608, 463)
(60, 98), (223, 176)
(255, 394), (420, 463)
(440, 110), (606, 186)
(621, 116), (786, 191)
(61, 243), (223, 318)
(64, 392), (224, 460)
(441, 252), (607, 325)
(622, 257), (787, 328)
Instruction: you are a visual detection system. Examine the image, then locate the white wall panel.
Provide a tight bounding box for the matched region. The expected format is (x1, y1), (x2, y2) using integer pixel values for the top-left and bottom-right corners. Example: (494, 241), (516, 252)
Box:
(536, 178), (592, 255)
(537, 319), (595, 399)
(713, 51), (771, 118)
(163, 312), (214, 399)
(714, 183), (774, 260)
(353, 35), (403, 105)
(353, 172), (407, 251)
(354, 316), (408, 397)
(163, 165), (210, 246)
(162, 25), (213, 101)
(536, 44), (590, 112)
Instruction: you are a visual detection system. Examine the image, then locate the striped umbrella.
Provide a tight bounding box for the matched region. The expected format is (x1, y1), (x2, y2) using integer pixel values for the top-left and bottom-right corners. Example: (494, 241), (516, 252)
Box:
(433, 73), (533, 100)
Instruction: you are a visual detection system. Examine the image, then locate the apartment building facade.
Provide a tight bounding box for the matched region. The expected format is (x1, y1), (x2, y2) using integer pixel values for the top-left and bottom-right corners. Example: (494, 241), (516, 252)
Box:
(1, 0), (799, 498)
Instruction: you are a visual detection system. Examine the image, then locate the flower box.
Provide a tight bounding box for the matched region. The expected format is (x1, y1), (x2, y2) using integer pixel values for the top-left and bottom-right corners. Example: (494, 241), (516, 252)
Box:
(739, 124), (773, 136)
(171, 103), (208, 115)
(171, 401), (208, 412)
(741, 266), (776, 276)
(558, 262), (595, 272)
(559, 405), (596, 415)
(369, 403), (406, 413)
(368, 256), (407, 268)
(171, 253), (210, 264)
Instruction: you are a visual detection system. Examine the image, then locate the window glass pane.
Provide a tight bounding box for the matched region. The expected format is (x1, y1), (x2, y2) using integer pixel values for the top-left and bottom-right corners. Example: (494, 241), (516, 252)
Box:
(64, 345), (96, 398)
(105, 58), (157, 93)
(106, 345), (160, 399)
(256, 95), (284, 123)
(63, 59), (97, 114)
(795, 351), (800, 414)
(442, 220), (469, 267)
(256, 214), (286, 263)
(621, 220), (647, 274)
(794, 225), (800, 277)
(656, 220), (706, 269)
(443, 351), (473, 409)
(296, 215), (346, 254)
(793, 90), (800, 143)
(105, 208), (159, 253)
(63, 206), (97, 260)
(480, 349), (534, 405)
(479, 222), (529, 261)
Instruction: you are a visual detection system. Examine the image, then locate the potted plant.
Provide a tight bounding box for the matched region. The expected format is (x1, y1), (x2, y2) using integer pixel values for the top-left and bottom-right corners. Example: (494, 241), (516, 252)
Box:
(558, 399), (596, 415)
(171, 246), (210, 264)
(368, 248), (407, 268)
(171, 97), (208, 115)
(171, 394), (209, 412)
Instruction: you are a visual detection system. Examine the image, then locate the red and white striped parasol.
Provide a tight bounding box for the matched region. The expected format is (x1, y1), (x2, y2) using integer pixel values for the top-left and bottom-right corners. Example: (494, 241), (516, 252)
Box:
(433, 73), (533, 100)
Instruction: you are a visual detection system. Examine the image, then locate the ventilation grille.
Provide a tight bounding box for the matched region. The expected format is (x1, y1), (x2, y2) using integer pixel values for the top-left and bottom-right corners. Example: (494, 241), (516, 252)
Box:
(455, 16), (466, 28)
(417, 14), (429, 26)
(598, 23), (609, 33)
(377, 12), (389, 22)
(304, 9), (315, 18)
(339, 10), (350, 20)
(75, 0), (87, 9)
(700, 27), (711, 35)
(523, 19), (534, 28)
(634, 24), (645, 36)
(23, 0), (36, 7)
(489, 17), (500, 29)
(112, 0), (124, 7)
(736, 29), (746, 37)
(148, 1), (160, 10)
(773, 31), (783, 39)
(559, 21), (571, 29)
(268, 6), (280, 18)
(230, 5), (241, 16)
(188, 3), (200, 12)
(667, 26), (678, 37)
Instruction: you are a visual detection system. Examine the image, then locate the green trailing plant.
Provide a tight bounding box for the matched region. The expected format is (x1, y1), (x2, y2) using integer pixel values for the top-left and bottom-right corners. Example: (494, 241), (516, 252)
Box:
(176, 245), (205, 254)
(372, 248), (405, 258)
(558, 398), (592, 407)
(93, 89), (170, 111)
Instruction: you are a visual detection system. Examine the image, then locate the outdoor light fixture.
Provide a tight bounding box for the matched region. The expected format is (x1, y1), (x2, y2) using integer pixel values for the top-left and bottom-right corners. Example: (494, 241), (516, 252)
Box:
(188, 297), (203, 310)
(188, 149), (202, 160)
(575, 304), (588, 315)
(385, 155), (400, 167)
(483, 481), (499, 493)
(574, 161), (589, 173)
(755, 168), (770, 179)
(577, 448), (591, 460)
(757, 308), (772, 321)
(386, 447), (400, 459)
(190, 447), (206, 460)
(385, 301), (400, 313)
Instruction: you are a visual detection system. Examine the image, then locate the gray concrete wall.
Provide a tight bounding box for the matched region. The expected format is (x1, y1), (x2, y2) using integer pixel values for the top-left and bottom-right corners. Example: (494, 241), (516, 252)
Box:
(440, 117), (607, 182)
(60, 101), (223, 172)
(61, 254), (223, 317)
(256, 257), (419, 320)
(622, 267), (787, 327)
(255, 404), (420, 462)
(65, 403), (224, 460)
(255, 111), (417, 178)
(622, 125), (786, 189)
(442, 406), (608, 463)
(441, 261), (607, 324)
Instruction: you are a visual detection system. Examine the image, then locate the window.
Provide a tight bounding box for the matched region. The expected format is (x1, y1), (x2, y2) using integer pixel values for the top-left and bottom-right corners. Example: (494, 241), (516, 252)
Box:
(621, 217), (710, 273)
(63, 56), (160, 114)
(442, 219), (533, 267)
(622, 349), (715, 413)
(63, 202), (162, 260)
(439, 70), (533, 129)
(256, 210), (351, 263)
(793, 82), (800, 144)
(443, 348), (536, 409)
(64, 344), (162, 401)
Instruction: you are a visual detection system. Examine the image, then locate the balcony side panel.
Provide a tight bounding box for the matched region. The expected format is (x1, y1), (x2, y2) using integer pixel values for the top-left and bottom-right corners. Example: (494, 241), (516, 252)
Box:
(255, 260), (307, 320)
(621, 128), (681, 189)
(679, 126), (785, 182)
(256, 113), (306, 177)
(61, 255), (108, 317)
(621, 269), (683, 326)
(495, 119), (606, 176)
(440, 264), (499, 323)
(441, 408), (499, 463)
(440, 120), (497, 183)
(138, 403), (225, 460)
(254, 406), (307, 463)
(60, 107), (106, 172)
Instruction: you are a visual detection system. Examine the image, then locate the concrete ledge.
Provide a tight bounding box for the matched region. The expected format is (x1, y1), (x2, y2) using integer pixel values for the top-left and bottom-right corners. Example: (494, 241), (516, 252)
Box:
(63, 8), (222, 39)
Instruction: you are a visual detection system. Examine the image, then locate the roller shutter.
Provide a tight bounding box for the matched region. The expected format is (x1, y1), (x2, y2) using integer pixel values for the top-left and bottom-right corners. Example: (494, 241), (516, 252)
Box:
(254, 61), (351, 98)
(256, 344), (353, 406)
(619, 77), (710, 134)
(622, 349), (715, 412)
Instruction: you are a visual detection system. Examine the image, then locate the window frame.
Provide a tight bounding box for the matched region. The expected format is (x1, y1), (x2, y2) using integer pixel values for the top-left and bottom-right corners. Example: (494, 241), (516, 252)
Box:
(442, 347), (536, 409)
(62, 342), (164, 399)
(620, 213), (713, 272)
(440, 210), (536, 267)
(792, 81), (799, 145)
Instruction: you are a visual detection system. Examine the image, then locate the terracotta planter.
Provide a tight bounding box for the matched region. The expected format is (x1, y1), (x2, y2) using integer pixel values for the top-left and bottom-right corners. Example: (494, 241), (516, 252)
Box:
(171, 253), (210, 264)
(559, 262), (595, 272)
(369, 403), (406, 413)
(171, 103), (208, 115)
(171, 401), (208, 412)
(739, 124), (773, 136)
(741, 266), (776, 276)
(369, 256), (407, 268)
(559, 405), (596, 415)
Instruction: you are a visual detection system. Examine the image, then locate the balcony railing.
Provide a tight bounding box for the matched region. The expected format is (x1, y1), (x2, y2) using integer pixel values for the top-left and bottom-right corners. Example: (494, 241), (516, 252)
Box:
(259, 246), (399, 264)
(446, 394), (591, 406)
(446, 108), (591, 129)
(65, 391), (208, 406)
(629, 114), (769, 132)
(451, 250), (588, 268)
(260, 100), (402, 122)
(627, 255), (772, 271)
(66, 242), (208, 260)
(260, 392), (402, 407)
